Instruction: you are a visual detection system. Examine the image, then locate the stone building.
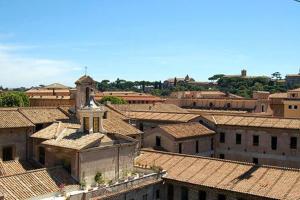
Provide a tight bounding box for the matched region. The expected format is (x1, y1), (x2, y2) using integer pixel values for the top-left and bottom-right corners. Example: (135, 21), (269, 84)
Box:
(269, 88), (300, 119)
(143, 122), (215, 156)
(135, 150), (300, 200)
(286, 72), (300, 88)
(200, 114), (300, 168)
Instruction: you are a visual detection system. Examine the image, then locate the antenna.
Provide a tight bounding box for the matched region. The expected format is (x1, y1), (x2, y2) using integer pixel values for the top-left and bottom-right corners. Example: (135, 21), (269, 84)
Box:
(84, 66), (88, 76)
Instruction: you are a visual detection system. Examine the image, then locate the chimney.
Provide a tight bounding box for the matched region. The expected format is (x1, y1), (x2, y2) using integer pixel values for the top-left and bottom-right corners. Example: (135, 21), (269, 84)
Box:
(241, 69), (247, 77)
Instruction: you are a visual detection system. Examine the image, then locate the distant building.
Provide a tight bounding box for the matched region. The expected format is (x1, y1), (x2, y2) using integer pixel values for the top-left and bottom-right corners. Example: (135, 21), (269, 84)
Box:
(286, 71), (300, 88)
(269, 88), (300, 119)
(223, 69), (270, 79)
(96, 91), (164, 104)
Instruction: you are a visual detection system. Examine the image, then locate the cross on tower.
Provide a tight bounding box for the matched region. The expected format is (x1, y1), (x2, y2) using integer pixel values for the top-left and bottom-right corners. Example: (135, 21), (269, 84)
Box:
(85, 66), (88, 76)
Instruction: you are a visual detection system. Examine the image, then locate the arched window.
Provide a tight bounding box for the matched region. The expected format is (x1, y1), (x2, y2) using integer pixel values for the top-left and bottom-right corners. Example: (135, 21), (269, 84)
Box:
(209, 102), (213, 108)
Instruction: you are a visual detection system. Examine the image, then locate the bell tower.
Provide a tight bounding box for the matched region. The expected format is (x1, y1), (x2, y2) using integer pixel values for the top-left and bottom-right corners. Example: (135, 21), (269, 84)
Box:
(75, 75), (97, 111)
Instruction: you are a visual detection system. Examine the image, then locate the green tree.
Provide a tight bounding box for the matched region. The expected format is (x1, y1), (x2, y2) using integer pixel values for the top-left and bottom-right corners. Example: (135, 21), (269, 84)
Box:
(98, 96), (127, 104)
(208, 74), (225, 81)
(0, 92), (29, 107)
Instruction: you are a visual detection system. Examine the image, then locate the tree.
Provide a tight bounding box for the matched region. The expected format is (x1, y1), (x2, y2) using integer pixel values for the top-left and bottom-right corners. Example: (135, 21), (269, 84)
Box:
(0, 92), (29, 107)
(208, 74), (225, 81)
(98, 96), (127, 104)
(271, 72), (282, 80)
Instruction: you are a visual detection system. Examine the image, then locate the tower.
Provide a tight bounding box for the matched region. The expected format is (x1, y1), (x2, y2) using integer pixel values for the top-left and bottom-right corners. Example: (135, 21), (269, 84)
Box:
(75, 75), (96, 111)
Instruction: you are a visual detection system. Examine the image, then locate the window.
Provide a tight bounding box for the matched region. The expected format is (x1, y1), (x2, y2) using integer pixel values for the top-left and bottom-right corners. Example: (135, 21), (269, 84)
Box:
(218, 194), (226, 200)
(83, 117), (89, 134)
(236, 134), (241, 144)
(156, 136), (161, 147)
(291, 137), (297, 149)
(193, 102), (197, 107)
(196, 140), (199, 153)
(261, 104), (265, 112)
(38, 146), (45, 165)
(179, 143), (182, 153)
(85, 87), (90, 106)
(156, 189), (160, 199)
(289, 105), (293, 109)
(2, 146), (13, 161)
(199, 190), (206, 200)
(227, 103), (231, 108)
(253, 135), (259, 146)
(271, 136), (277, 150)
(219, 154), (225, 159)
(142, 194), (148, 200)
(220, 132), (225, 143)
(103, 111), (108, 119)
(139, 123), (144, 131)
(211, 138), (214, 150)
(253, 157), (258, 164)
(209, 102), (213, 108)
(181, 187), (188, 200)
(93, 117), (99, 132)
(167, 184), (174, 200)
(295, 105), (298, 109)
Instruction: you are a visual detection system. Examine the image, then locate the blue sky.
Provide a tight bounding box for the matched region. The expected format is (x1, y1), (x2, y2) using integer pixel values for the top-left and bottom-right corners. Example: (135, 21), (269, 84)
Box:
(0, 0), (299, 88)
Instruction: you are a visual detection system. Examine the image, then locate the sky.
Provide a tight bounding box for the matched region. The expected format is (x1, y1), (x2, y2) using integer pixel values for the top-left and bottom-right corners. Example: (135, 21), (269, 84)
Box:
(0, 0), (300, 88)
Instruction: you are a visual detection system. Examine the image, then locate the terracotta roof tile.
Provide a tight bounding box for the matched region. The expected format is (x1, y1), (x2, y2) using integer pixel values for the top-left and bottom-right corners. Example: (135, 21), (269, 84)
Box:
(0, 160), (35, 177)
(125, 111), (199, 122)
(110, 104), (188, 113)
(136, 150), (300, 200)
(19, 107), (69, 124)
(158, 122), (215, 139)
(0, 167), (78, 200)
(202, 114), (300, 130)
(0, 109), (34, 128)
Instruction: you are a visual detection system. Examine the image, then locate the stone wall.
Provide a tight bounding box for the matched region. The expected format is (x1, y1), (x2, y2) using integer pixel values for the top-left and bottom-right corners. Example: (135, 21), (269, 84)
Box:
(0, 127), (33, 161)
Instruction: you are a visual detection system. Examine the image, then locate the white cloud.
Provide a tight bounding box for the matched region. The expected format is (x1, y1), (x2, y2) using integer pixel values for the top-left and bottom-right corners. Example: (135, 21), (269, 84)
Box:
(0, 44), (81, 88)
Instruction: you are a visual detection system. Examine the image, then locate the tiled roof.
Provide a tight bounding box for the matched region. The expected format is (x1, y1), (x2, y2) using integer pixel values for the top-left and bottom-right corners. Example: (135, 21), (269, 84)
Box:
(44, 83), (70, 89)
(43, 131), (105, 150)
(159, 122), (215, 139)
(0, 160), (34, 177)
(0, 109), (34, 128)
(104, 106), (142, 136)
(289, 88), (300, 92)
(19, 107), (69, 124)
(75, 75), (94, 84)
(201, 114), (300, 130)
(269, 93), (288, 99)
(135, 150), (300, 200)
(109, 103), (188, 113)
(0, 167), (78, 200)
(124, 111), (200, 123)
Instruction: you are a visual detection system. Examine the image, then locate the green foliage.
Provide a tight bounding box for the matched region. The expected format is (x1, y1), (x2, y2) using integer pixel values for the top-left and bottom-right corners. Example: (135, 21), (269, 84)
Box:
(99, 96), (127, 104)
(208, 74), (225, 81)
(217, 76), (287, 98)
(0, 92), (30, 107)
(94, 172), (104, 184)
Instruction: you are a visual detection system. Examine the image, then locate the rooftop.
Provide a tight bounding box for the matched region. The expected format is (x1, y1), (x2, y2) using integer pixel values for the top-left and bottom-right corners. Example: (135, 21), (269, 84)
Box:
(109, 103), (188, 113)
(0, 167), (78, 200)
(158, 122), (215, 139)
(19, 107), (69, 124)
(0, 160), (35, 177)
(0, 109), (34, 128)
(135, 150), (300, 200)
(201, 114), (300, 130)
(123, 111), (200, 123)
